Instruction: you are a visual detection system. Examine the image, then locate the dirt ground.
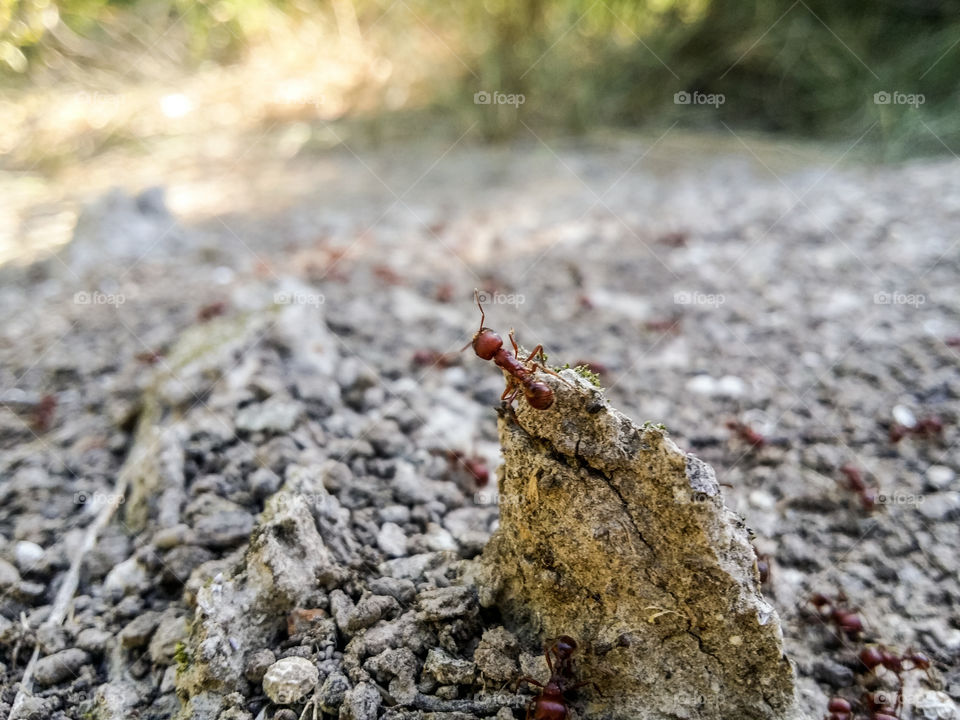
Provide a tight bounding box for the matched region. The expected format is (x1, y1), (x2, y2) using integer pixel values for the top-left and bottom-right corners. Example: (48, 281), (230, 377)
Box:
(1, 133), (958, 719)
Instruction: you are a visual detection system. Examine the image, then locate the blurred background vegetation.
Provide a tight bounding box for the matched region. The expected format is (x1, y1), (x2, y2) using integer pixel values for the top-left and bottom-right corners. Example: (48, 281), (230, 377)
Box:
(3, 0), (959, 161)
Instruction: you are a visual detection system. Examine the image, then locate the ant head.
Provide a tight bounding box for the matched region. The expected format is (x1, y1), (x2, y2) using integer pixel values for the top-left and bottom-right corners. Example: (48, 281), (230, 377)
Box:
(473, 328), (503, 360)
(552, 635), (578, 658)
(525, 381), (554, 410)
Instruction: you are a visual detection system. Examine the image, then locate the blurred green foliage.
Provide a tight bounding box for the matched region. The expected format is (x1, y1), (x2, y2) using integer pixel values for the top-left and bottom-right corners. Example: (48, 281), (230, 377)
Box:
(3, 0), (959, 156)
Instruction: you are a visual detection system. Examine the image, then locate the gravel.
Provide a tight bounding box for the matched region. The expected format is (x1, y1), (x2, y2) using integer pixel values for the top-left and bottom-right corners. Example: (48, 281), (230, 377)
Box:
(1, 138), (958, 719)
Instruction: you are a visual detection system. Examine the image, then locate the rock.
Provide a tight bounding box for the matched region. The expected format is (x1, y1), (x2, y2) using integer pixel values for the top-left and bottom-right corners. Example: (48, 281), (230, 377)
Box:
(153, 524), (197, 549)
(64, 186), (189, 274)
(366, 577), (416, 603)
(161, 545), (215, 584)
(330, 590), (356, 635)
(364, 648), (418, 704)
(416, 586), (477, 622)
(193, 510), (255, 548)
(318, 671), (351, 713)
(379, 551), (451, 582)
(423, 523), (458, 552)
(0, 557), (21, 589)
(379, 505), (411, 524)
(33, 648), (91, 686)
(149, 611), (189, 664)
(918, 492), (960, 521)
(76, 627), (114, 654)
(13, 541), (45, 572)
(347, 594), (400, 634)
(340, 682), (382, 720)
(473, 627), (519, 684)
(235, 397), (303, 434)
(175, 485), (344, 704)
(474, 370), (804, 720)
(92, 681), (149, 720)
(926, 465), (955, 490)
(812, 658), (855, 688)
(103, 557), (148, 597)
(161, 665), (178, 694)
(443, 507), (495, 555)
(377, 522), (409, 558)
(249, 468), (283, 499)
(262, 656), (319, 705)
(424, 648), (476, 685)
(119, 611), (162, 649)
(912, 690), (959, 720)
(244, 648), (276, 683)
(36, 624), (68, 654)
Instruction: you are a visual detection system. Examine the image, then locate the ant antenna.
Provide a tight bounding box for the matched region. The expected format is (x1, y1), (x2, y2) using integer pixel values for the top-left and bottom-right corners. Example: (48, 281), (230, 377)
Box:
(474, 289), (486, 332)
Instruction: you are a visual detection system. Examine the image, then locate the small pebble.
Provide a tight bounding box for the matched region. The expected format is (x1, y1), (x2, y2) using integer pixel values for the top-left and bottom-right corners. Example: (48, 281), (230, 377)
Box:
(262, 656), (319, 704)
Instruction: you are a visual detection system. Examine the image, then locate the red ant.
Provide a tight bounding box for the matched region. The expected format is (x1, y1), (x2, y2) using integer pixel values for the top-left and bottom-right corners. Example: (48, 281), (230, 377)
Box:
(824, 696), (853, 720)
(32, 394), (57, 433)
(468, 290), (569, 410)
(658, 230), (688, 247)
(825, 692), (901, 720)
(135, 350), (164, 365)
(372, 264), (405, 286)
(753, 547), (771, 585)
(517, 636), (599, 720)
(809, 592), (864, 641)
(725, 419), (766, 449)
(860, 645), (932, 684)
(436, 448), (490, 488)
(839, 465), (878, 512)
(889, 415), (944, 443)
(434, 282), (455, 303)
(643, 317), (682, 334)
(197, 301), (228, 322)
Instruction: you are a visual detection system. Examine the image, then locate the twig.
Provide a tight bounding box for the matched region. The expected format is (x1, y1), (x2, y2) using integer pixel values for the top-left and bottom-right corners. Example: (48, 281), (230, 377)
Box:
(6, 471), (129, 720)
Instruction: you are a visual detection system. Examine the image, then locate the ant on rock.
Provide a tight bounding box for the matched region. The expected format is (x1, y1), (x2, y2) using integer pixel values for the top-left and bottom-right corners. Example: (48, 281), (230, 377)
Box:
(517, 636), (599, 720)
(468, 290), (570, 410)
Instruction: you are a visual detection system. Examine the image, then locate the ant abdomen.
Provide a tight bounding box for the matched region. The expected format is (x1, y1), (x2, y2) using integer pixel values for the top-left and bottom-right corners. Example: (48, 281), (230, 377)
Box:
(525, 381), (554, 410)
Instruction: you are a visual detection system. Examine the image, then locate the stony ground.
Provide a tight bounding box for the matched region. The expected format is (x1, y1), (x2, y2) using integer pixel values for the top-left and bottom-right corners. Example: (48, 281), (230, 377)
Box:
(0, 134), (958, 720)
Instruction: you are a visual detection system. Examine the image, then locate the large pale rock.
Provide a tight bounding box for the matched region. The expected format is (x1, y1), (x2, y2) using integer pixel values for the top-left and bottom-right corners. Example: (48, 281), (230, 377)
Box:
(475, 370), (806, 720)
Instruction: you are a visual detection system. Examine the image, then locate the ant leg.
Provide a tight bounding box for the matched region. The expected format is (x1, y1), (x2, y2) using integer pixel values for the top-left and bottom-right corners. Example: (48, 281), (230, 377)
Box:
(525, 697), (536, 720)
(523, 344), (546, 364)
(516, 677), (545, 691)
(532, 362), (575, 388)
(509, 330), (521, 357)
(501, 382), (520, 406)
(544, 642), (555, 675)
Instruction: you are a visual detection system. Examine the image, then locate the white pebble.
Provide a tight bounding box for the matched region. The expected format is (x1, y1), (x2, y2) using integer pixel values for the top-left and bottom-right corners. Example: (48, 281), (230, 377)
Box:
(14, 541), (44, 572)
(262, 657), (319, 705)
